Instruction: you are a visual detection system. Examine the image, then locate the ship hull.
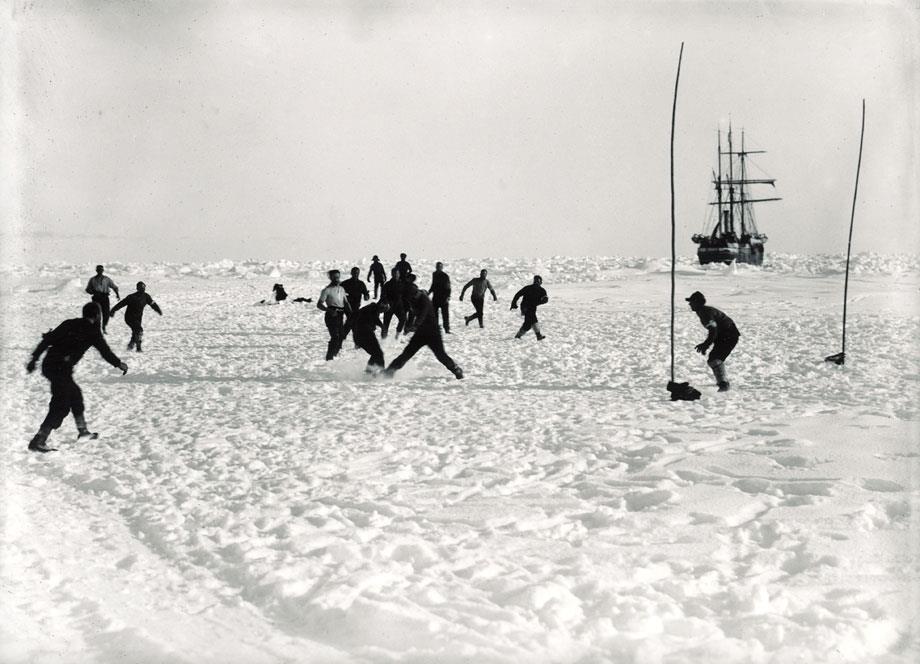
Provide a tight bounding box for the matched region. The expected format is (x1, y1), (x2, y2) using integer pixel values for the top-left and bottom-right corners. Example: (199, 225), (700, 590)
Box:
(695, 238), (765, 266)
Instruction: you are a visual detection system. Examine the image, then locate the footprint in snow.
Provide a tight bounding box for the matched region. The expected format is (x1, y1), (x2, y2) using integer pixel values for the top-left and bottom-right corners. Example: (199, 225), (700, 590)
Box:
(861, 478), (905, 493)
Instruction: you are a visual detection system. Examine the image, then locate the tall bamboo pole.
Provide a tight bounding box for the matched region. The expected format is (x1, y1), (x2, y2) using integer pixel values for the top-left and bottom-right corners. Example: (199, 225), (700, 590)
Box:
(670, 42), (684, 383)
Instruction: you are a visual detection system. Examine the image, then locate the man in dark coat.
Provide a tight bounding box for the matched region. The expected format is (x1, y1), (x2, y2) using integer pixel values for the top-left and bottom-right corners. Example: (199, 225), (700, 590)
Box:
(110, 281), (163, 352)
(385, 284), (463, 380)
(366, 256), (387, 300)
(510, 275), (548, 340)
(687, 291), (740, 392)
(380, 268), (406, 339)
(25, 302), (128, 452)
(352, 301), (389, 372)
(428, 261), (452, 334)
(394, 253), (413, 280)
(341, 266), (370, 343)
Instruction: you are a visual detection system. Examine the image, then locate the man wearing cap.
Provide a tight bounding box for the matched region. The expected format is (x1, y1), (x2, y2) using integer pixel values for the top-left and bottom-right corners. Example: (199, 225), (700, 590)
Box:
(367, 255), (387, 300)
(687, 291), (739, 392)
(394, 253), (413, 281)
(85, 265), (120, 333)
(110, 281), (163, 352)
(510, 275), (548, 340)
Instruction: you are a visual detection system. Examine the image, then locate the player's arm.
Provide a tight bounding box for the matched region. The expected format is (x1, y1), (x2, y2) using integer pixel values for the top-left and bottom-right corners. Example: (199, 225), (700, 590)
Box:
(110, 298), (127, 315)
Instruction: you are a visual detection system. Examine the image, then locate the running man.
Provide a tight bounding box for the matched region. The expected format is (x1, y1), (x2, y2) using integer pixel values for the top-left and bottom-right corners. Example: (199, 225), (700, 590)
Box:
(384, 284), (463, 380)
(341, 266), (370, 342)
(25, 302), (128, 452)
(367, 255), (387, 299)
(460, 269), (498, 328)
(510, 275), (548, 340)
(352, 301), (389, 372)
(687, 291), (740, 392)
(317, 270), (353, 361)
(428, 261), (452, 334)
(110, 281), (163, 352)
(85, 264), (120, 333)
(380, 267), (406, 339)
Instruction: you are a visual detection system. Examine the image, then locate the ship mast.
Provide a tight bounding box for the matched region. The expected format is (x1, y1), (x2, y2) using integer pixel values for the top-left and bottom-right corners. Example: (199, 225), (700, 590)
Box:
(716, 129), (723, 236)
(739, 130), (746, 236)
(727, 124), (735, 235)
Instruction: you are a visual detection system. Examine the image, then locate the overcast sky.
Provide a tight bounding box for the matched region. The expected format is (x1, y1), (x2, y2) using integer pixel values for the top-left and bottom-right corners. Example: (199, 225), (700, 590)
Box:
(2, 1), (917, 264)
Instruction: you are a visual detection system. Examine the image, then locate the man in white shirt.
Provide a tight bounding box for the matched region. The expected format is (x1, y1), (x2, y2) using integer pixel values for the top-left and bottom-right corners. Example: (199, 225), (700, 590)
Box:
(85, 265), (120, 333)
(317, 270), (352, 360)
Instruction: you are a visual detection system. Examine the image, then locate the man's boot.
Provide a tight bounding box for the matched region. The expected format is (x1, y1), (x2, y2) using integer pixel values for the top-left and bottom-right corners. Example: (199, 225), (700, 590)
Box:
(710, 360), (730, 392)
(28, 430), (55, 453)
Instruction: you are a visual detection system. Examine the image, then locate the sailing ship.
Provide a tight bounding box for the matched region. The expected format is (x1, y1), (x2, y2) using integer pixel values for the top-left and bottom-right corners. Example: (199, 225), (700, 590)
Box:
(692, 125), (780, 265)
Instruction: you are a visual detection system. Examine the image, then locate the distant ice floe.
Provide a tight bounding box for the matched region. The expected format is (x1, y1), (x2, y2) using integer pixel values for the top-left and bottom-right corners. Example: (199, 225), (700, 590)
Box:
(1, 252), (917, 285)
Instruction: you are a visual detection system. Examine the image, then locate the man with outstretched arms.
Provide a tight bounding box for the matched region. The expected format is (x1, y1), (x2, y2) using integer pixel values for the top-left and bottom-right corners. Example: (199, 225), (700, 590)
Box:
(385, 284), (463, 380)
(428, 261), (452, 334)
(25, 302), (128, 452)
(687, 291), (740, 392)
(110, 281), (163, 352)
(317, 270), (352, 361)
(85, 264), (120, 333)
(510, 275), (548, 340)
(460, 268), (498, 328)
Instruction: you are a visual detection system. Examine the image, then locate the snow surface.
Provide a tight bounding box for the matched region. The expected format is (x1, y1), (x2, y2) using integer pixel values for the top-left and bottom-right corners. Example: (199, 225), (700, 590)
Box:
(1, 254), (918, 663)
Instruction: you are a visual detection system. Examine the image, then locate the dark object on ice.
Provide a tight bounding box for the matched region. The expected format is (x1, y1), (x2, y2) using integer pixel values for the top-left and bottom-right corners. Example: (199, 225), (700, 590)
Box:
(665, 43), (700, 401)
(691, 123), (780, 266)
(273, 283), (288, 302)
(824, 351), (845, 366)
(667, 381), (701, 401)
(688, 292), (739, 392)
(825, 100), (865, 367)
(25, 302), (127, 453)
(292, 297), (312, 303)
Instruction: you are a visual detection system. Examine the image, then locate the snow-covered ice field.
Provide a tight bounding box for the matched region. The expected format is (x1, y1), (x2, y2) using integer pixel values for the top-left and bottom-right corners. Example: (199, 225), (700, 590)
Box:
(1, 254), (918, 663)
